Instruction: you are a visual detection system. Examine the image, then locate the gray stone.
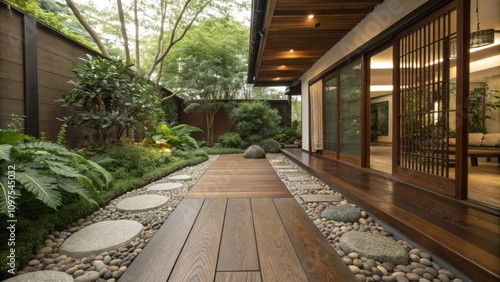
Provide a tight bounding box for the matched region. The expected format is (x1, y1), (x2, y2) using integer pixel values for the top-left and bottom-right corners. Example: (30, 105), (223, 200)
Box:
(59, 220), (143, 258)
(258, 139), (281, 153)
(116, 195), (169, 212)
(288, 176), (311, 181)
(301, 195), (342, 203)
(274, 165), (293, 169)
(244, 145), (266, 158)
(147, 183), (183, 191)
(278, 169), (298, 173)
(321, 205), (362, 222)
(168, 174), (192, 181)
(340, 232), (409, 265)
(3, 271), (74, 282)
(295, 183), (323, 190)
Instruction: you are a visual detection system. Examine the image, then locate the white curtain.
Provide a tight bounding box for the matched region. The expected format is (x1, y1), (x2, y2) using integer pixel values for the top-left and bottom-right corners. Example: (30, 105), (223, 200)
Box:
(310, 81), (323, 152)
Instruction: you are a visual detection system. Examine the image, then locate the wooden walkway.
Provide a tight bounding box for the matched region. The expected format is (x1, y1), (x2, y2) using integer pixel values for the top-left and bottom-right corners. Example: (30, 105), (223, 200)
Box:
(281, 148), (500, 282)
(120, 155), (355, 282)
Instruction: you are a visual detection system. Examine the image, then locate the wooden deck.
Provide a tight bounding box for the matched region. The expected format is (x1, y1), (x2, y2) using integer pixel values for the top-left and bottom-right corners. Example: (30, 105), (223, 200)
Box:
(120, 155), (355, 282)
(281, 148), (500, 282)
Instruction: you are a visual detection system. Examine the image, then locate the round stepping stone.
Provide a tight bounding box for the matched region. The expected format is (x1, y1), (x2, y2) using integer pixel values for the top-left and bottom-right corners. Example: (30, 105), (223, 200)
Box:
(59, 220), (143, 258)
(116, 195), (169, 212)
(148, 183), (183, 191)
(3, 271), (73, 282)
(321, 205), (361, 222)
(340, 232), (409, 265)
(168, 174), (192, 181)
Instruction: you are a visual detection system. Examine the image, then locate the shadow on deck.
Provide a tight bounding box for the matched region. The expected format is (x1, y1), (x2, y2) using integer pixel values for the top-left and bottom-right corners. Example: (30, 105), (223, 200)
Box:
(281, 148), (500, 282)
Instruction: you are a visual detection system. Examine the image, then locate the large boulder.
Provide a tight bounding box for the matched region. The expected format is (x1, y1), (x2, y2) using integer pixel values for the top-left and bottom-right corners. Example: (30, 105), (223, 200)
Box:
(258, 139), (281, 153)
(340, 232), (409, 265)
(244, 145), (266, 158)
(321, 205), (361, 222)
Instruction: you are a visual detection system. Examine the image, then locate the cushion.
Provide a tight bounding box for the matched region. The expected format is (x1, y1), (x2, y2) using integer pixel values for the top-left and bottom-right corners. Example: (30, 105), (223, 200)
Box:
(468, 133), (484, 146)
(482, 133), (500, 147)
(448, 138), (456, 146)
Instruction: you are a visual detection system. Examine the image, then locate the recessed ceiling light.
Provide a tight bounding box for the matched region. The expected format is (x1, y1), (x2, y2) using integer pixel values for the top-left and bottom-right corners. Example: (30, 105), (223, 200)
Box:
(289, 49), (294, 52)
(281, 65), (286, 68)
(308, 15), (314, 19)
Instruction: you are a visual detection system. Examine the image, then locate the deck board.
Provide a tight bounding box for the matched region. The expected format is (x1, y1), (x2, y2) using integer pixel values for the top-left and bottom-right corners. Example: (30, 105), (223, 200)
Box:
(118, 198), (204, 282)
(251, 198), (310, 282)
(168, 198), (227, 282)
(282, 148), (500, 282)
(215, 271), (262, 282)
(274, 198), (356, 281)
(186, 154), (292, 198)
(217, 198), (259, 271)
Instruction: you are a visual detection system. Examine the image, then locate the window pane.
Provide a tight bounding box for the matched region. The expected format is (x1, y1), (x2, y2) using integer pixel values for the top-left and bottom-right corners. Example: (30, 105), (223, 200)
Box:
(324, 77), (337, 152)
(339, 59), (362, 157)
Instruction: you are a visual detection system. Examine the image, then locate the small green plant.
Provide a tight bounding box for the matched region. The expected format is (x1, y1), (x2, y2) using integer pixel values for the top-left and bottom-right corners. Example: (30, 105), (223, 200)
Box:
(468, 83), (500, 133)
(216, 132), (242, 148)
(0, 130), (112, 215)
(6, 114), (25, 132)
(144, 122), (202, 151)
(230, 101), (282, 141)
(56, 123), (68, 146)
(274, 120), (301, 144)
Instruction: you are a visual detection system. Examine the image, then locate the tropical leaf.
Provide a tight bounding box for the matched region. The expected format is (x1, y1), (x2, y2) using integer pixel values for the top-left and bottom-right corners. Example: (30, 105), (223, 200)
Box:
(0, 144), (12, 161)
(45, 160), (81, 178)
(56, 177), (98, 206)
(0, 180), (8, 215)
(87, 160), (113, 188)
(0, 130), (32, 146)
(16, 168), (62, 210)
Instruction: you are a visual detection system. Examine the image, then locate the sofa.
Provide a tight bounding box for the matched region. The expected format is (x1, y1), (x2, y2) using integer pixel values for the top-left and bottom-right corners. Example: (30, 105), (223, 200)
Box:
(449, 133), (500, 166)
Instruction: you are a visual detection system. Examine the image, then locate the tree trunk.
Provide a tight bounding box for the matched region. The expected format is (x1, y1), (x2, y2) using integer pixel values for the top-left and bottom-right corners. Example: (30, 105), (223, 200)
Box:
(134, 0), (140, 71)
(65, 0), (110, 57)
(117, 0), (130, 62)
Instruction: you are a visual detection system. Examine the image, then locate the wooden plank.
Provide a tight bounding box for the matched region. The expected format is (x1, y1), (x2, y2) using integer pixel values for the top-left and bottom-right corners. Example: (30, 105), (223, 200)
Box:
(217, 198), (259, 271)
(119, 199), (204, 282)
(168, 198), (227, 282)
(0, 6), (23, 40)
(274, 198), (357, 281)
(251, 198), (309, 281)
(186, 191), (292, 199)
(215, 272), (262, 282)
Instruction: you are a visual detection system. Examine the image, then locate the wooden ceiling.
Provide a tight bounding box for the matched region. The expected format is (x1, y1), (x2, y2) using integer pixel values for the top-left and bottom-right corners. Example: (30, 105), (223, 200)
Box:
(248, 0), (384, 86)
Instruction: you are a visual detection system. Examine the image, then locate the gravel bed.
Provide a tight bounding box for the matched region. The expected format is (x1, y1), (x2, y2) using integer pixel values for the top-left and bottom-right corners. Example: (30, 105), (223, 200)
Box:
(16, 155), (218, 282)
(267, 153), (468, 282)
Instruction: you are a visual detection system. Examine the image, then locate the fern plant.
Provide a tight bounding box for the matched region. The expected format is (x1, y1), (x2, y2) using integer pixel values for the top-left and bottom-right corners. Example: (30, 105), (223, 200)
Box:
(0, 130), (112, 215)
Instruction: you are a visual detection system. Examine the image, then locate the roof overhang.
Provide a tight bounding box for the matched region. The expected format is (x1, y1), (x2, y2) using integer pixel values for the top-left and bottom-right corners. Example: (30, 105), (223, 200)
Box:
(247, 0), (384, 87)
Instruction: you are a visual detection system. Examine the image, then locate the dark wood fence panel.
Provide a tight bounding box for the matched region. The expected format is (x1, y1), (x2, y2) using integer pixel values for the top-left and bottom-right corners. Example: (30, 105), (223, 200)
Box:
(0, 2), (100, 146)
(0, 5), (24, 129)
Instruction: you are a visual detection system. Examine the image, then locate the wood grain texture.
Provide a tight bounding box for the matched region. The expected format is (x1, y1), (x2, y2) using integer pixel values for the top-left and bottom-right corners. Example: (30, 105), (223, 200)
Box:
(215, 271), (262, 282)
(217, 198), (259, 271)
(251, 198), (309, 281)
(186, 155), (292, 198)
(119, 199), (204, 282)
(168, 198), (227, 282)
(282, 148), (500, 282)
(274, 198), (356, 282)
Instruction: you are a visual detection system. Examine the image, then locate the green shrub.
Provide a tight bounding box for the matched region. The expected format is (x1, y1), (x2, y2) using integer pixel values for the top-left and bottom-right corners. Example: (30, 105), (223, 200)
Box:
(57, 55), (164, 142)
(274, 120), (301, 144)
(202, 147), (245, 155)
(144, 122), (202, 151)
(230, 101), (281, 141)
(216, 132), (242, 148)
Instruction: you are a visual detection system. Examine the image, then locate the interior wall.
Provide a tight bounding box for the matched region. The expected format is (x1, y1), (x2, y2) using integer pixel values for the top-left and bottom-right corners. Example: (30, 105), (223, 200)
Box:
(300, 0), (428, 151)
(371, 94), (393, 143)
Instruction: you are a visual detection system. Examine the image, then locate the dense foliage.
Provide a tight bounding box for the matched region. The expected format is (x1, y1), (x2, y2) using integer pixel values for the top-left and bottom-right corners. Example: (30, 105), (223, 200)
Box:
(274, 120), (301, 144)
(143, 123), (202, 151)
(0, 130), (111, 215)
(216, 132), (242, 148)
(230, 101), (282, 142)
(57, 55), (164, 142)
(468, 83), (500, 133)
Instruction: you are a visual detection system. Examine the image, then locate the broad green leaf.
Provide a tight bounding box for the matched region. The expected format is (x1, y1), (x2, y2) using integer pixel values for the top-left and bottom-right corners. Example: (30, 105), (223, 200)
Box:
(16, 168), (61, 210)
(56, 177), (97, 205)
(87, 160), (113, 187)
(0, 180), (8, 215)
(0, 144), (12, 161)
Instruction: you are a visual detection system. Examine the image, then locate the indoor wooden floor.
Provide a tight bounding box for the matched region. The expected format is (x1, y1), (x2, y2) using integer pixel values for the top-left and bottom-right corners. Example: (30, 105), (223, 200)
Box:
(370, 145), (500, 208)
(119, 155), (355, 282)
(282, 148), (500, 282)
